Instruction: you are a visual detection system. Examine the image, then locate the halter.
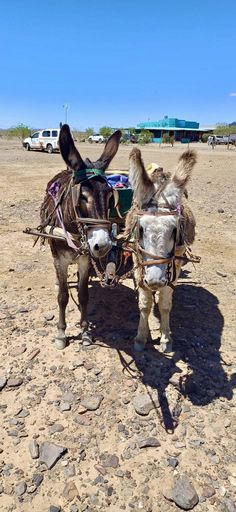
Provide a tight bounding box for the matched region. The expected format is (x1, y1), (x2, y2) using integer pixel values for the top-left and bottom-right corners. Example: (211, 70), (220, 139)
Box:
(132, 204), (180, 288)
(38, 170), (112, 258)
(124, 191), (200, 289)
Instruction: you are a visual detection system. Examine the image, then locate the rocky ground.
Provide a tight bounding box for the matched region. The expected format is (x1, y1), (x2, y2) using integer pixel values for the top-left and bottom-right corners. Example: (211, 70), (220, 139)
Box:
(0, 138), (235, 512)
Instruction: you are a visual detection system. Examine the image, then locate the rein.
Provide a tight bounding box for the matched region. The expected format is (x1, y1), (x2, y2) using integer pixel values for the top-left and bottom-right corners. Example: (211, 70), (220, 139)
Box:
(125, 201), (200, 289)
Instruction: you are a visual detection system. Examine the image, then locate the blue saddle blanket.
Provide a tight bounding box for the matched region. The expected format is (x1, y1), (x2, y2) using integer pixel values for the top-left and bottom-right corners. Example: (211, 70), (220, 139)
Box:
(107, 174), (129, 187)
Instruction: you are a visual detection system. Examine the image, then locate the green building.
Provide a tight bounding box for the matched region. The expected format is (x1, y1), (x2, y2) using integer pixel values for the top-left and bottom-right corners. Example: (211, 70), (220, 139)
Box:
(137, 117), (211, 143)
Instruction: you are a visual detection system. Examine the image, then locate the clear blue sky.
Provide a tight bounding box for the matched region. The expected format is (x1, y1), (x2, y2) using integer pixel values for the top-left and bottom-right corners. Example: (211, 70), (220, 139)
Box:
(1, 0), (236, 130)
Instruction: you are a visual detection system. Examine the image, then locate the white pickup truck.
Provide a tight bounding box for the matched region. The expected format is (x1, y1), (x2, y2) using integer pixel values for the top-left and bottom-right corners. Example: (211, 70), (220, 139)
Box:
(23, 128), (60, 153)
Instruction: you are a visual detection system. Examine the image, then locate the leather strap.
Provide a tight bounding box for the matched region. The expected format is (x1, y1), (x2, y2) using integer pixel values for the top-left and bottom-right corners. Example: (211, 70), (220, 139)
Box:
(136, 209), (179, 217)
(137, 244), (174, 266)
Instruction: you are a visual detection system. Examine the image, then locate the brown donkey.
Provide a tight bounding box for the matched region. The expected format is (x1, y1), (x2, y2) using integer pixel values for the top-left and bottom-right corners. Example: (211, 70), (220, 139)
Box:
(40, 125), (121, 349)
(125, 148), (197, 353)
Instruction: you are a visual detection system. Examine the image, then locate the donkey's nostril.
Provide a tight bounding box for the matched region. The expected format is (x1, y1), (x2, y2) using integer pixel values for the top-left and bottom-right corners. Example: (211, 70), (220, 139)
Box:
(94, 244), (99, 251)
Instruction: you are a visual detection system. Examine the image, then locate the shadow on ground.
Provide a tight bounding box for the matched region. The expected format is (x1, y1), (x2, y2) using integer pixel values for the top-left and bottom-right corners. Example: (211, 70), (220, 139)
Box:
(71, 274), (235, 432)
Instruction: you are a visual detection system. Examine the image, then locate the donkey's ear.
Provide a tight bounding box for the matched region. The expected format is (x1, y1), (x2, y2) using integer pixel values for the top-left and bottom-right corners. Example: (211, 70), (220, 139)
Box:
(172, 150), (197, 188)
(129, 148), (155, 207)
(96, 130), (122, 170)
(59, 124), (85, 171)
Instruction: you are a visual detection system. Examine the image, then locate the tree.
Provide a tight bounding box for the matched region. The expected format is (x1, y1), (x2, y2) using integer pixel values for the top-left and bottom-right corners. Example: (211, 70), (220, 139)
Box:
(127, 127), (136, 135)
(162, 133), (174, 146)
(138, 130), (153, 145)
(201, 132), (212, 143)
(99, 126), (113, 139)
(8, 124), (30, 143)
(85, 127), (94, 138)
(214, 124), (236, 136)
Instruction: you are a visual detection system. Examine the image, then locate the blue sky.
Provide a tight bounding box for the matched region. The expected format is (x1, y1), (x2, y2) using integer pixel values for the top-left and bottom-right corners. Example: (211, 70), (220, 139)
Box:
(1, 0), (236, 130)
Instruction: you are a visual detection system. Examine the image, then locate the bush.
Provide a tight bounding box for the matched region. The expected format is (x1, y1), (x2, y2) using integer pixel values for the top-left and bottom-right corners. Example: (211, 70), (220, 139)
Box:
(72, 130), (87, 142)
(85, 127), (94, 139)
(7, 124), (30, 143)
(127, 127), (136, 135)
(138, 130), (153, 144)
(201, 133), (212, 143)
(214, 124), (236, 136)
(99, 126), (113, 139)
(162, 133), (174, 146)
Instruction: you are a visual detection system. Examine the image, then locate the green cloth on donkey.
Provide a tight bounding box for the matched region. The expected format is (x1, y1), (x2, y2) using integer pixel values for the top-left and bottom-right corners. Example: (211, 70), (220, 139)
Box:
(73, 168), (106, 183)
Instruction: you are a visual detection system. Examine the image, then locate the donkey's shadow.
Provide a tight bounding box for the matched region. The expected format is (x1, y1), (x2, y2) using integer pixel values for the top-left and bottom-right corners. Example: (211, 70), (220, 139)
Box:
(86, 278), (234, 432)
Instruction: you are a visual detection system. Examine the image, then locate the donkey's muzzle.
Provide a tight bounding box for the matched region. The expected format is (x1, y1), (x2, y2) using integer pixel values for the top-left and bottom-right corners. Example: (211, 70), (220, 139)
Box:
(87, 228), (112, 259)
(143, 276), (167, 290)
(143, 265), (167, 290)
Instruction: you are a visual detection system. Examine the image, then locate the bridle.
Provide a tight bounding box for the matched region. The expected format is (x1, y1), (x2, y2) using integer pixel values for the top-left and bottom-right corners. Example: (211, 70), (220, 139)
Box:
(35, 170), (113, 258)
(124, 192), (200, 289)
(129, 207), (180, 289)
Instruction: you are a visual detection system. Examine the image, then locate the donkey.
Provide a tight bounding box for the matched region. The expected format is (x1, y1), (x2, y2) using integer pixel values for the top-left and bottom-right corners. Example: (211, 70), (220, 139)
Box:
(125, 147), (197, 353)
(40, 124), (121, 349)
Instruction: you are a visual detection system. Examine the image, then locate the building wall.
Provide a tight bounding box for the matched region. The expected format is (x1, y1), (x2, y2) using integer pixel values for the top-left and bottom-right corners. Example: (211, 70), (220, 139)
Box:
(148, 128), (201, 143)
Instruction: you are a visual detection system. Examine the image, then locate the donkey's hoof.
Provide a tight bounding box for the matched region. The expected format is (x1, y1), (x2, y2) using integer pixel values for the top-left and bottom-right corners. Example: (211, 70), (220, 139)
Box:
(160, 341), (173, 353)
(55, 337), (67, 350)
(82, 332), (93, 346)
(160, 334), (173, 353)
(134, 341), (146, 352)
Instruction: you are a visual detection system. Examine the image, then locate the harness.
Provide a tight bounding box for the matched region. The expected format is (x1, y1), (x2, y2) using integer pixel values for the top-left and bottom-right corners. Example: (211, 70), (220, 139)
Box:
(24, 171), (200, 288)
(45, 168), (112, 257)
(123, 192), (200, 290)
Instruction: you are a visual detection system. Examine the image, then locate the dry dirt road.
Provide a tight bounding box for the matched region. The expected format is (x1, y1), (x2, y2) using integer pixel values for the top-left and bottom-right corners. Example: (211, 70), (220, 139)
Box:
(0, 138), (236, 512)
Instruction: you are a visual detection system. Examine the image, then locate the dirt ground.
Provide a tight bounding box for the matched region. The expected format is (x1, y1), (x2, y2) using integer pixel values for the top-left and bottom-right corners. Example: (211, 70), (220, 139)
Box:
(0, 138), (235, 512)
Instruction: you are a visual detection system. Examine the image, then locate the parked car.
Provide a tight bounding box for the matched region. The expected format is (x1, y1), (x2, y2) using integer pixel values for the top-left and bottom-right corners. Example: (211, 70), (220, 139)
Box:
(88, 134), (104, 143)
(208, 135), (230, 145)
(23, 129), (60, 153)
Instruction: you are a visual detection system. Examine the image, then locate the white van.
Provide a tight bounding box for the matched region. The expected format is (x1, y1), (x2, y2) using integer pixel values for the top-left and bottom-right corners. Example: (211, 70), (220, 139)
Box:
(23, 128), (60, 153)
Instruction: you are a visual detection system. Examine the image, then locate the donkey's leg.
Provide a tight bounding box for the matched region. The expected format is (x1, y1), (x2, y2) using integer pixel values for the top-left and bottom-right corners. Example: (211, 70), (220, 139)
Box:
(54, 257), (69, 350)
(78, 256), (92, 345)
(159, 260), (183, 352)
(134, 287), (153, 352)
(158, 286), (174, 353)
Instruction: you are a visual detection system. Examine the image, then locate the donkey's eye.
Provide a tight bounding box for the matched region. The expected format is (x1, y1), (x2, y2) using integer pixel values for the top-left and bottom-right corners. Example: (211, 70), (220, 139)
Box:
(139, 226), (143, 236)
(80, 194), (88, 202)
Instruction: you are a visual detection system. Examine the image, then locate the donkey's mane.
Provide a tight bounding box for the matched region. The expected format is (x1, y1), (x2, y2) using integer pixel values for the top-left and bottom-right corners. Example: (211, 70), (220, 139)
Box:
(124, 200), (140, 239)
(40, 169), (76, 232)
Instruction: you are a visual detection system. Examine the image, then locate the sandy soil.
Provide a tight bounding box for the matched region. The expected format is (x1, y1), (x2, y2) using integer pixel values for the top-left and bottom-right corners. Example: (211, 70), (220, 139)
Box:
(0, 138), (235, 512)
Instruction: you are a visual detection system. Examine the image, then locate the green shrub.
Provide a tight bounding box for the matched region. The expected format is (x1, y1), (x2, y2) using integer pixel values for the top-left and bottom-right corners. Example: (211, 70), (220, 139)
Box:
(99, 126), (113, 139)
(162, 133), (174, 146)
(138, 130), (153, 144)
(7, 124), (30, 143)
(214, 124), (236, 136)
(85, 127), (94, 139)
(201, 133), (211, 143)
